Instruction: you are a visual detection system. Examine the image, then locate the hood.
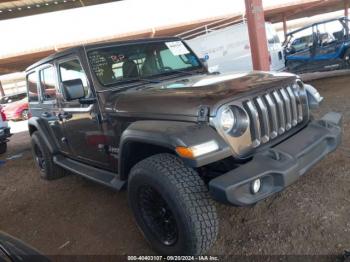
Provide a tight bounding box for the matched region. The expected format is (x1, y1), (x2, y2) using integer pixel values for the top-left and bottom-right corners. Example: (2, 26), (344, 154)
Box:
(105, 71), (297, 119)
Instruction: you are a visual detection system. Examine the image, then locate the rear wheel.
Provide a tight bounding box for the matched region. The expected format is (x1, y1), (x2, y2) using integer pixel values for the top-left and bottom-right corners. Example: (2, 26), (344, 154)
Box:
(0, 142), (7, 154)
(31, 131), (67, 180)
(128, 153), (218, 255)
(21, 109), (29, 120)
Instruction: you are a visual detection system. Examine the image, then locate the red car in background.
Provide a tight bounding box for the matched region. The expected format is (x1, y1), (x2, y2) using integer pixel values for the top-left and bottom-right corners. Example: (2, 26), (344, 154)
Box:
(3, 97), (29, 121)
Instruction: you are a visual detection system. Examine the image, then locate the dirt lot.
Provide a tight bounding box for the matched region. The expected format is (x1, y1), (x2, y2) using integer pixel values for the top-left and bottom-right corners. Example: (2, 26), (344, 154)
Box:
(0, 76), (349, 257)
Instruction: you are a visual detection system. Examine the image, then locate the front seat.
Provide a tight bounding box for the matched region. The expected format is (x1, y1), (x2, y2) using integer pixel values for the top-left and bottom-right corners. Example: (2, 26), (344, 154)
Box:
(141, 53), (159, 76)
(122, 59), (139, 78)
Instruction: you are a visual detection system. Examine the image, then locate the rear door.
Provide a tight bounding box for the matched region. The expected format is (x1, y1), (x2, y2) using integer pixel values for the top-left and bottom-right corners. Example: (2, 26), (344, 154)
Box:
(37, 64), (70, 154)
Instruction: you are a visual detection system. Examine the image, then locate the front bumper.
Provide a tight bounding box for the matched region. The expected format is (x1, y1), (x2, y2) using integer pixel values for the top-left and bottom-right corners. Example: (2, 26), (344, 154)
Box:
(0, 127), (11, 142)
(209, 112), (342, 206)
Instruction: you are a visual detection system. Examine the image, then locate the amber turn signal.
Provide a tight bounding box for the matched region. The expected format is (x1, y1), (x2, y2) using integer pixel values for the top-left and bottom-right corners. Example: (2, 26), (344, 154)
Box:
(175, 141), (219, 159)
(175, 146), (195, 159)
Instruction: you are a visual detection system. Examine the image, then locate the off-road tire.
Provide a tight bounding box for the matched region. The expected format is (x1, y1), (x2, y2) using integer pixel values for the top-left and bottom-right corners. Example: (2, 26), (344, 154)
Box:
(21, 109), (29, 120)
(0, 142), (7, 154)
(343, 48), (350, 69)
(31, 131), (66, 180)
(128, 153), (218, 255)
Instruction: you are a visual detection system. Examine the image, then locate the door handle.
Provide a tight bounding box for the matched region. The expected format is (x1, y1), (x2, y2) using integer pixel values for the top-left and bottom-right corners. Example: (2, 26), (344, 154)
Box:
(58, 112), (72, 121)
(41, 112), (51, 118)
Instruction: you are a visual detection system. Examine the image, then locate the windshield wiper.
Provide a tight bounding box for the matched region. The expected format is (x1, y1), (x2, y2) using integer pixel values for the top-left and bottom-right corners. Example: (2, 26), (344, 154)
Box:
(119, 77), (161, 84)
(161, 68), (205, 76)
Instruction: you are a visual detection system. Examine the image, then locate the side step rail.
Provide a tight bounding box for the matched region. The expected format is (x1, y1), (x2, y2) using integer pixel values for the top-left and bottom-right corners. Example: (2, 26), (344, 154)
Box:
(53, 155), (126, 191)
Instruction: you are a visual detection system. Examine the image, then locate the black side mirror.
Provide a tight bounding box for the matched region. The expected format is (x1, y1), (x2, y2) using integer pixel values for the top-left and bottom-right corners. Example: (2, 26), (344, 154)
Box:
(62, 79), (85, 101)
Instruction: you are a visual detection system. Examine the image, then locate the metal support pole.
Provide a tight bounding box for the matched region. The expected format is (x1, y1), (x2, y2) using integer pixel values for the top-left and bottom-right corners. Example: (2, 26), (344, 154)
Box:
(0, 80), (5, 98)
(345, 0), (349, 38)
(245, 0), (270, 71)
(345, 0), (349, 18)
(283, 14), (288, 39)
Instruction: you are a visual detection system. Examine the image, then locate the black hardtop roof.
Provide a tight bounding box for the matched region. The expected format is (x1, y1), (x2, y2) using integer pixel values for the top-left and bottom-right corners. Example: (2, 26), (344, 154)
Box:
(287, 17), (349, 36)
(26, 36), (181, 72)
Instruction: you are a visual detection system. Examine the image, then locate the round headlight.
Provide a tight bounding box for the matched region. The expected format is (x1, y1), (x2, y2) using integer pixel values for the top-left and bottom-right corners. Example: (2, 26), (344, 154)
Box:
(220, 107), (235, 132)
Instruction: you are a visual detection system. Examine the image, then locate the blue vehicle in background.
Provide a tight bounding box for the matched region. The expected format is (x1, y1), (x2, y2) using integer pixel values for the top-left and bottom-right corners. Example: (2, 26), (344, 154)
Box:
(284, 17), (350, 73)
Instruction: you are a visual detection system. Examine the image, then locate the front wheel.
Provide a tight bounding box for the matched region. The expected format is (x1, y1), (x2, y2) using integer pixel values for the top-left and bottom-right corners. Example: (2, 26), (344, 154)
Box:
(21, 109), (29, 120)
(0, 142), (7, 154)
(128, 153), (218, 255)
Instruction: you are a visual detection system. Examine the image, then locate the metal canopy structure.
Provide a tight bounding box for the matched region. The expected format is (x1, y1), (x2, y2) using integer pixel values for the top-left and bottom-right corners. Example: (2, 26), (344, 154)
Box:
(0, 0), (349, 75)
(0, 0), (119, 20)
(265, 0), (349, 23)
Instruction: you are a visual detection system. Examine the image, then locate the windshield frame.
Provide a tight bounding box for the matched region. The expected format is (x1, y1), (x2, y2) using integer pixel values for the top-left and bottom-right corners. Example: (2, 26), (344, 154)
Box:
(85, 39), (205, 88)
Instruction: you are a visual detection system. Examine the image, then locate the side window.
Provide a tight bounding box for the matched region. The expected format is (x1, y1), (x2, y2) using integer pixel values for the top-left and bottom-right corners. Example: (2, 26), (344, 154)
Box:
(27, 72), (39, 102)
(40, 66), (57, 101)
(59, 59), (90, 98)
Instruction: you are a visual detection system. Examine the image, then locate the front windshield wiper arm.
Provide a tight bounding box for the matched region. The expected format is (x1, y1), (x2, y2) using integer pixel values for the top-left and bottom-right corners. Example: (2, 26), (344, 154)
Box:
(162, 68), (206, 76)
(120, 77), (161, 84)
(103, 77), (161, 92)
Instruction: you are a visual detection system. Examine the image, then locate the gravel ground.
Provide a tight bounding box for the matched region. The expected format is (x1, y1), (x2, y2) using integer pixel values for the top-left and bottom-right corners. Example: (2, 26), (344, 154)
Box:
(0, 76), (349, 258)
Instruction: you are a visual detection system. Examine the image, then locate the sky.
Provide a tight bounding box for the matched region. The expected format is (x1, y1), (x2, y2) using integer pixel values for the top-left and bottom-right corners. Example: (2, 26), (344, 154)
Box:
(0, 0), (301, 58)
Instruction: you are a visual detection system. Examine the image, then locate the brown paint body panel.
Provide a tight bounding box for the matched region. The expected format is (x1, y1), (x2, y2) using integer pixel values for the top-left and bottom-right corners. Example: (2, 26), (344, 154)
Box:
(104, 71), (296, 119)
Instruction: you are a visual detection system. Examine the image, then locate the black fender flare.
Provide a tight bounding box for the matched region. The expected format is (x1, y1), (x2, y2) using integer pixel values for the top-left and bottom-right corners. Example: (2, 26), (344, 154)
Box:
(28, 117), (60, 154)
(118, 120), (231, 179)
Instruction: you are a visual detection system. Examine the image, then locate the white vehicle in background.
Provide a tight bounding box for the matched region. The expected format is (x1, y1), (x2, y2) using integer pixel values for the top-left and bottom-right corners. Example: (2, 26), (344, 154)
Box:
(178, 18), (285, 73)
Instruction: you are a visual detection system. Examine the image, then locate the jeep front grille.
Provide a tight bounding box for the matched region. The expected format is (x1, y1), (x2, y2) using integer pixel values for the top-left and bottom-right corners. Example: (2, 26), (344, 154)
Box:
(243, 85), (307, 148)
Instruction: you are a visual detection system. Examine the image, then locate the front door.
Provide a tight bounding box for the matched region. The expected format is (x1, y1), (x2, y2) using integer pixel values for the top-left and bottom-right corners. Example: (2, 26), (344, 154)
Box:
(56, 57), (110, 169)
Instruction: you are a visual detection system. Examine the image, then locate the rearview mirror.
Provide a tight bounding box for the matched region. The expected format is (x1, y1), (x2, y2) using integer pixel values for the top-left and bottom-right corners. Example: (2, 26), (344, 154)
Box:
(62, 79), (85, 101)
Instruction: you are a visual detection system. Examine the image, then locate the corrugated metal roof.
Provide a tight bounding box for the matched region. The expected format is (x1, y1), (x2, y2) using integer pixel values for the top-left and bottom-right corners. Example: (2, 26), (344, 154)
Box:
(0, 0), (348, 75)
(0, 0), (119, 20)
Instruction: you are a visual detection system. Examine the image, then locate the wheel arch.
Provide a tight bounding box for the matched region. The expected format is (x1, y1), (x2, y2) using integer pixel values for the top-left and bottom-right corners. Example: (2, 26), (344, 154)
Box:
(119, 139), (174, 180)
(118, 120), (231, 180)
(28, 117), (60, 154)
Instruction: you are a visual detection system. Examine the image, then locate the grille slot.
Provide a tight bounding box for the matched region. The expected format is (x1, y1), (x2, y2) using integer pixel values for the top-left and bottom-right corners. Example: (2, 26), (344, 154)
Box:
(244, 86), (304, 148)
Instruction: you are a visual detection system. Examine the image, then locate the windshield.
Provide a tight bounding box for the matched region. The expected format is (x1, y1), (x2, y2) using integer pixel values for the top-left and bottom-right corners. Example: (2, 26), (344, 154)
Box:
(87, 40), (202, 86)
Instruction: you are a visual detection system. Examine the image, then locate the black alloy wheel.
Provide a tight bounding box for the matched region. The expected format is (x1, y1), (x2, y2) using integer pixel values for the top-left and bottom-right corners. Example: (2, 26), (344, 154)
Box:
(33, 143), (45, 173)
(138, 185), (178, 246)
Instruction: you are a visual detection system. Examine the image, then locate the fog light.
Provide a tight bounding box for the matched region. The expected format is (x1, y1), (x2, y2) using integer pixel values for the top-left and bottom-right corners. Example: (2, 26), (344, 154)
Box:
(251, 179), (261, 194)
